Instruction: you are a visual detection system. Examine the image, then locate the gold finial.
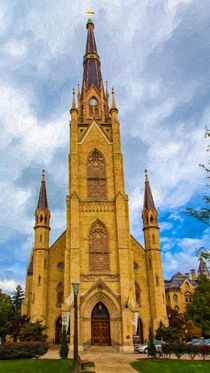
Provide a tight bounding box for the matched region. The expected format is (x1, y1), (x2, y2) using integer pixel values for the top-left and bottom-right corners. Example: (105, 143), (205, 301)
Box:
(77, 82), (80, 95)
(42, 169), (45, 181)
(145, 169), (149, 182)
(86, 7), (96, 19)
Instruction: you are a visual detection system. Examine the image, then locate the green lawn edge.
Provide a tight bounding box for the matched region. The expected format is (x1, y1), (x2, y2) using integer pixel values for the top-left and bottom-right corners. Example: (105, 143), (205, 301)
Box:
(0, 359), (95, 373)
(131, 359), (210, 373)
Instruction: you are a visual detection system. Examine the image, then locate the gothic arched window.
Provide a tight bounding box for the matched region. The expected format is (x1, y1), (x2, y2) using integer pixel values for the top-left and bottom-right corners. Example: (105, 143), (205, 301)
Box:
(135, 282), (141, 305)
(89, 220), (109, 272)
(185, 291), (192, 303)
(57, 282), (64, 306)
(87, 150), (106, 200)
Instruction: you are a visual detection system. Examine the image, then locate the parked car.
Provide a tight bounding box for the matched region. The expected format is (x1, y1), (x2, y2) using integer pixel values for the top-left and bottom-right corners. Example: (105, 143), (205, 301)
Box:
(136, 340), (164, 353)
(186, 338), (210, 346)
(204, 339), (210, 346)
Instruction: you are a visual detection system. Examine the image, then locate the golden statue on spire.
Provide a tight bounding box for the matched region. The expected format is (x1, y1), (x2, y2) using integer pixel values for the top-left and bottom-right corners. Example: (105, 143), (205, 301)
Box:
(86, 7), (96, 19)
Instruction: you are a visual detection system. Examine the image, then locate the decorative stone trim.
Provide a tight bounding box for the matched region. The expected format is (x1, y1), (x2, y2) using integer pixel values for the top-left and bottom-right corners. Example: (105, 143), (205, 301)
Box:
(79, 202), (115, 212)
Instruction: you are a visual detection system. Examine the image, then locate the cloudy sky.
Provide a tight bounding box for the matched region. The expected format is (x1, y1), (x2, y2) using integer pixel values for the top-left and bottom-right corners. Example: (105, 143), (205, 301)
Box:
(0, 0), (209, 293)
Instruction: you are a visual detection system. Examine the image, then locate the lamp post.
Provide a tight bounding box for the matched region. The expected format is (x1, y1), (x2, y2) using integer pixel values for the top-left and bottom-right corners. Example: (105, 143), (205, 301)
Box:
(72, 280), (80, 373)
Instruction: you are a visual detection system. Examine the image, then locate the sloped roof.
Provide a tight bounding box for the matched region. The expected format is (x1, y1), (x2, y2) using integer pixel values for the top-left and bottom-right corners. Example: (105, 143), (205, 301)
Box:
(165, 272), (198, 290)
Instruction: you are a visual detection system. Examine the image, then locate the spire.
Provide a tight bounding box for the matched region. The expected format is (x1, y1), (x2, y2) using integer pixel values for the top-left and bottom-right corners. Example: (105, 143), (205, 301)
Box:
(71, 88), (76, 109)
(37, 170), (48, 209)
(111, 88), (118, 112)
(143, 169), (155, 211)
(106, 81), (109, 98)
(82, 18), (103, 93)
(77, 82), (80, 97)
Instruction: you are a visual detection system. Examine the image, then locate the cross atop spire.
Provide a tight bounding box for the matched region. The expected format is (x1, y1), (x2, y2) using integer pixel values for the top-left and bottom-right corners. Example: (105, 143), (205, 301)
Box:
(86, 7), (96, 19)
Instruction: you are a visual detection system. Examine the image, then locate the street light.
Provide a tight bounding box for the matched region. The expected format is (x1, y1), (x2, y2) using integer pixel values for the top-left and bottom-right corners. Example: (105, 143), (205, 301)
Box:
(72, 280), (80, 373)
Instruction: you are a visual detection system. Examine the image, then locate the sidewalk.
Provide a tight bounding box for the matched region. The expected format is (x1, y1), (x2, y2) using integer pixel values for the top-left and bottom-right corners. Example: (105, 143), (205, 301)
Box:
(41, 346), (139, 372)
(81, 346), (138, 373)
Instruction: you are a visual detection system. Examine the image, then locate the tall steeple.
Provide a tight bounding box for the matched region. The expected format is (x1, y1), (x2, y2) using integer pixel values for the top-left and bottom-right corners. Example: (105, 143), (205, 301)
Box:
(82, 18), (104, 94)
(79, 17), (109, 122)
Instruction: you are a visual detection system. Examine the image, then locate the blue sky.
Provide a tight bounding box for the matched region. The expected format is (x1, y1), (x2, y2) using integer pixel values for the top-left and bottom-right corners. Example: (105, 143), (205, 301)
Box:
(0, 0), (209, 292)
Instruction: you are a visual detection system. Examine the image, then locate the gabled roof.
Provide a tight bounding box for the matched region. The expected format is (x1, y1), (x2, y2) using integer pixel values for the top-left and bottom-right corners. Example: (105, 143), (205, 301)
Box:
(165, 272), (198, 290)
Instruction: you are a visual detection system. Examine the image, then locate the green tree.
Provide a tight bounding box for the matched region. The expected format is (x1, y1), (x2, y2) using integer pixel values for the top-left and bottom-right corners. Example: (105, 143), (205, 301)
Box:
(185, 275), (210, 337)
(0, 292), (13, 343)
(185, 129), (210, 263)
(19, 320), (47, 342)
(7, 315), (28, 342)
(148, 327), (156, 358)
(11, 285), (24, 316)
(155, 326), (181, 342)
(59, 326), (69, 359)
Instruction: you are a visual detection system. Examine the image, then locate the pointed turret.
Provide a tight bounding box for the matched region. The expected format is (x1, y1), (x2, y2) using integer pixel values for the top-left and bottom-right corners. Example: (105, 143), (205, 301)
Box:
(198, 258), (210, 278)
(142, 170), (168, 330)
(142, 170), (158, 229)
(82, 18), (103, 94)
(111, 88), (118, 111)
(37, 170), (48, 210)
(70, 88), (78, 120)
(35, 170), (51, 234)
(30, 170), (50, 323)
(143, 169), (155, 211)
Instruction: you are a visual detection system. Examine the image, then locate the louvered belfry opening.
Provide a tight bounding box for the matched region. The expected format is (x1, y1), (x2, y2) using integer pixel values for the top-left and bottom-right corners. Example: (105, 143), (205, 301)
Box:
(87, 150), (106, 200)
(89, 220), (109, 272)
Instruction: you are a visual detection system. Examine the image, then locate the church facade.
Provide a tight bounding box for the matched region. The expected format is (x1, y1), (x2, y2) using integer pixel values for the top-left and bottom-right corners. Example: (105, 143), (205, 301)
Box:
(22, 18), (168, 351)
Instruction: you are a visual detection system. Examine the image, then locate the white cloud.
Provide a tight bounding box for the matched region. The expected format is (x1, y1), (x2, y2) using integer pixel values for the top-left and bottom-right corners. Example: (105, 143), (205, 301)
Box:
(4, 40), (26, 57)
(163, 232), (209, 278)
(159, 222), (173, 231)
(0, 279), (24, 294)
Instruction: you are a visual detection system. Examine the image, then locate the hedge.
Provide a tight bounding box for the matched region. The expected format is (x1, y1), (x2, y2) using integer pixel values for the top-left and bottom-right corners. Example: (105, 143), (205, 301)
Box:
(0, 342), (48, 360)
(161, 342), (210, 360)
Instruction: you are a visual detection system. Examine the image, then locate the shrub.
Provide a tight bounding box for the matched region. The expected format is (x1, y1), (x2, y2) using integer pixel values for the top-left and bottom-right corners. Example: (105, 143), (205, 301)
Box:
(185, 344), (199, 360)
(173, 342), (186, 359)
(197, 345), (210, 360)
(162, 342), (187, 359)
(161, 343), (174, 359)
(148, 328), (156, 358)
(59, 327), (69, 359)
(19, 320), (47, 342)
(0, 342), (48, 360)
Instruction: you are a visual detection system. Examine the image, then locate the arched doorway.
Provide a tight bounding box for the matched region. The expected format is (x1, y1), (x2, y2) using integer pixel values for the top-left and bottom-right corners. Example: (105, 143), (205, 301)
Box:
(91, 302), (110, 345)
(55, 317), (62, 344)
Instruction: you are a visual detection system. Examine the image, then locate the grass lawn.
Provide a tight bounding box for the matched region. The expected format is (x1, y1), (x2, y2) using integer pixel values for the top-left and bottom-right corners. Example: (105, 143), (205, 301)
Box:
(131, 360), (210, 373)
(0, 359), (95, 373)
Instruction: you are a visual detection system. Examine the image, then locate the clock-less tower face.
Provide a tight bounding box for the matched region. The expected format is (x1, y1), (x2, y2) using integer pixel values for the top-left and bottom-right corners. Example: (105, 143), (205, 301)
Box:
(89, 98), (98, 106)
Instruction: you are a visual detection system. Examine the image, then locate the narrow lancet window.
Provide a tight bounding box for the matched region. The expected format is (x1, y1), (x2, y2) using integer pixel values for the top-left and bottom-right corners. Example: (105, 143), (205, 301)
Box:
(89, 220), (109, 272)
(87, 150), (106, 200)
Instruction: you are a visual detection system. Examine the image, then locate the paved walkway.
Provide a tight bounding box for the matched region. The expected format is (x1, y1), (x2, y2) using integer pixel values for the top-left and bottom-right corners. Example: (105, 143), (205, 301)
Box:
(41, 346), (140, 373)
(81, 346), (138, 373)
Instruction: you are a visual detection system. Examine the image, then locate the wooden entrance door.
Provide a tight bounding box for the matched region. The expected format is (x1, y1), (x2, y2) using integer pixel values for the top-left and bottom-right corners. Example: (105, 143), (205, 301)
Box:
(55, 317), (62, 344)
(91, 302), (110, 346)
